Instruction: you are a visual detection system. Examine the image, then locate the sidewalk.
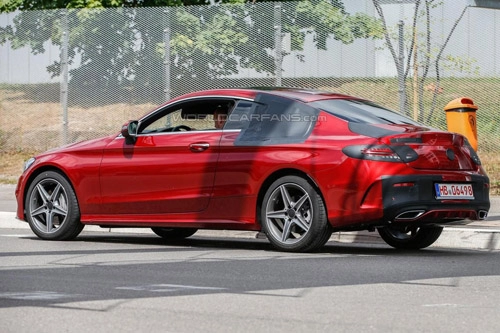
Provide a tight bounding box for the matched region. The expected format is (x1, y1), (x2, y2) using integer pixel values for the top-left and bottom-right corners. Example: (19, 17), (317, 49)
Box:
(1, 183), (499, 250)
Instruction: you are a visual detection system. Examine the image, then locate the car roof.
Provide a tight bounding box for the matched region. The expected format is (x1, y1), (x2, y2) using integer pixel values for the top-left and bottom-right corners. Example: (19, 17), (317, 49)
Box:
(169, 87), (363, 104)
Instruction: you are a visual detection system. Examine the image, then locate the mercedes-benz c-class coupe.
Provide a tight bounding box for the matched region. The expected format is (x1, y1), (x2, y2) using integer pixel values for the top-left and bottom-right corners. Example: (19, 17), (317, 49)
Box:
(15, 88), (490, 252)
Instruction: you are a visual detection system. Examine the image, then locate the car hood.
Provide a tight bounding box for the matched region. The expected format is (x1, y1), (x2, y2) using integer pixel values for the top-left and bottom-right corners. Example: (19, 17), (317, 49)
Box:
(39, 134), (118, 156)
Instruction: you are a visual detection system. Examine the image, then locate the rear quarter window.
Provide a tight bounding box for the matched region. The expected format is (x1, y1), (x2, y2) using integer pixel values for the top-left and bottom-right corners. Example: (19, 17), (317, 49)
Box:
(233, 93), (319, 146)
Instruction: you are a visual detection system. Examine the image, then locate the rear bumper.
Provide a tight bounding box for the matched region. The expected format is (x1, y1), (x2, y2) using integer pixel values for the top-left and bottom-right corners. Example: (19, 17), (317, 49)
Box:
(381, 174), (490, 225)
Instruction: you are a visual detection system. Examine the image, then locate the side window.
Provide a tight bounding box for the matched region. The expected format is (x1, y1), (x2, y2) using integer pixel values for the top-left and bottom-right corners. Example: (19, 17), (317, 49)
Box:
(142, 109), (182, 133)
(141, 109), (215, 133)
(234, 93), (318, 146)
(184, 113), (219, 131)
(138, 99), (237, 134)
(224, 100), (258, 130)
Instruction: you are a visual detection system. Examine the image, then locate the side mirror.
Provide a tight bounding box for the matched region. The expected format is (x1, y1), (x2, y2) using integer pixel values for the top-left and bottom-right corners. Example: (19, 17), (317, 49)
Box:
(121, 120), (138, 144)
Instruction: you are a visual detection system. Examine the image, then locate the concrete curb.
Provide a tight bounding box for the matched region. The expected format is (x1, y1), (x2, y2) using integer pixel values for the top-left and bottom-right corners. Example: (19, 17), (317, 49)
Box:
(2, 211), (499, 250)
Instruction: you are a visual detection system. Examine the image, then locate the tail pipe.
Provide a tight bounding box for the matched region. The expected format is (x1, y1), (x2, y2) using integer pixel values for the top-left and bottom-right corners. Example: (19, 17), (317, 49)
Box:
(478, 210), (488, 220)
(394, 210), (426, 221)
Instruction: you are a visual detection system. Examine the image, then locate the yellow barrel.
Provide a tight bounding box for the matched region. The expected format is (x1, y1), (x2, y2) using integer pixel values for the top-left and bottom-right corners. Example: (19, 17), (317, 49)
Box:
(444, 97), (478, 151)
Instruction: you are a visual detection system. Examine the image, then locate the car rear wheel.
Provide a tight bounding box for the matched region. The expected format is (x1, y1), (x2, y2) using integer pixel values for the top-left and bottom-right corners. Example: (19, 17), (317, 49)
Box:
(377, 225), (443, 249)
(25, 171), (83, 240)
(261, 175), (332, 252)
(151, 227), (198, 239)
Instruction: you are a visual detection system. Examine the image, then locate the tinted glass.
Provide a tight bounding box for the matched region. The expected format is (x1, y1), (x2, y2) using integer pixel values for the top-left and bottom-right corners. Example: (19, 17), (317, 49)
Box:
(224, 100), (257, 131)
(311, 99), (421, 125)
(234, 93), (319, 146)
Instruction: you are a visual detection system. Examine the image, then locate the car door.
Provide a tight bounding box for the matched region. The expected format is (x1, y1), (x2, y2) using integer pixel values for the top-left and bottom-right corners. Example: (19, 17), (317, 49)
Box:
(97, 101), (223, 216)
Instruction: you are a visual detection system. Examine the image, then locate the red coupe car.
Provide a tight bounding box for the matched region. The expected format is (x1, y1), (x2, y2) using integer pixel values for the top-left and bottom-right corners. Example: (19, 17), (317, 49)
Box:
(15, 88), (490, 252)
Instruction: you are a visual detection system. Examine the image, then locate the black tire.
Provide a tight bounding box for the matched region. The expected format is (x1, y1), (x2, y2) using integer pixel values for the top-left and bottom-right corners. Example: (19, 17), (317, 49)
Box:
(261, 175), (332, 252)
(151, 227), (198, 239)
(377, 225), (443, 249)
(25, 171), (83, 240)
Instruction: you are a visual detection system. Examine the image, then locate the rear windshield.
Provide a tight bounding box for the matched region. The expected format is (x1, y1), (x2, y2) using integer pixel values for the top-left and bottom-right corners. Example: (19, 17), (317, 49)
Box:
(310, 99), (421, 125)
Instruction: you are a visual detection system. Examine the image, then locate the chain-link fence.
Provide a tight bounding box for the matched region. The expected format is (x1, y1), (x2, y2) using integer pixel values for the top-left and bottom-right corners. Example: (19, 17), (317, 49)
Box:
(1, 1), (499, 154)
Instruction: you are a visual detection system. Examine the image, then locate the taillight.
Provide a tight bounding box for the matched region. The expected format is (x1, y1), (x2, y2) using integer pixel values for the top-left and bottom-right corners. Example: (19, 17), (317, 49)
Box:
(342, 144), (418, 163)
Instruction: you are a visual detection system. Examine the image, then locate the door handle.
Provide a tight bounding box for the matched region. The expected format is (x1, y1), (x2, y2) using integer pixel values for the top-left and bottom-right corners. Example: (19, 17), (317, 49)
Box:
(189, 143), (210, 152)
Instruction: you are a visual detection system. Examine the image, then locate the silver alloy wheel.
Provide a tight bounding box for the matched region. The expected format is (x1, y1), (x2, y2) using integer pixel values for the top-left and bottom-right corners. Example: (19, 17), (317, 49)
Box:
(27, 178), (69, 234)
(265, 182), (313, 245)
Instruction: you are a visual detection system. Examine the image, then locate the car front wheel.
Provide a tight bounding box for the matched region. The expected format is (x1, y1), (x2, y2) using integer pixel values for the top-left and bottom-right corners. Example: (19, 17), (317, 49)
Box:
(377, 225), (443, 249)
(25, 171), (83, 240)
(261, 175), (332, 252)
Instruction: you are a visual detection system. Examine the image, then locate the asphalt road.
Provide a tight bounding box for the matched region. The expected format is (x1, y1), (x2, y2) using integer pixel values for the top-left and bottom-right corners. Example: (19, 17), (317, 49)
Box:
(0, 184), (15, 212)
(1, 227), (500, 332)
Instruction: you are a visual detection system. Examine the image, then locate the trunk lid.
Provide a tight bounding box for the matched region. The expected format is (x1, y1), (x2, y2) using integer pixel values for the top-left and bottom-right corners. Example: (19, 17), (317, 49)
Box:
(383, 131), (479, 171)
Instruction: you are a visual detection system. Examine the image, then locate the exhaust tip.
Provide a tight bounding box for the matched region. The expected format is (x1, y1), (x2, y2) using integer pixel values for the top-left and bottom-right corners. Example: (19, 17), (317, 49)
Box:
(395, 210), (425, 221)
(478, 210), (488, 220)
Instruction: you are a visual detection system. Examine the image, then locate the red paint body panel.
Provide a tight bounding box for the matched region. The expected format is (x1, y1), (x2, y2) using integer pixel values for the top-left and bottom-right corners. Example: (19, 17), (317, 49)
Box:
(98, 131), (220, 215)
(16, 135), (114, 220)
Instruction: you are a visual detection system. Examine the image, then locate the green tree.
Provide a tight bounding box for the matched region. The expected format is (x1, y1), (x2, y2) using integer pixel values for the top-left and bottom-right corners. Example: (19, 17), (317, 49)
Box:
(1, 0), (383, 96)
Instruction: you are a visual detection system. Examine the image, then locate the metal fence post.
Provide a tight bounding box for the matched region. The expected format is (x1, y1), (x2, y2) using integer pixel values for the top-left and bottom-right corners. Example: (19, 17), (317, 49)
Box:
(274, 3), (282, 87)
(163, 8), (171, 102)
(398, 19), (406, 115)
(60, 9), (69, 145)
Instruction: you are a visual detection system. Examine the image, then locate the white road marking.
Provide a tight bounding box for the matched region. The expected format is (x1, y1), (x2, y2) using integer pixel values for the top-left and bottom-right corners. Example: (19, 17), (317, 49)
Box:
(0, 234), (31, 237)
(116, 284), (226, 293)
(0, 291), (75, 301)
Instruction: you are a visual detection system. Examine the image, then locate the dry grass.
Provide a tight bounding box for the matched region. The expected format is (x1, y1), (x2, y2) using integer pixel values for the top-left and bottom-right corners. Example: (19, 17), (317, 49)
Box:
(0, 85), (156, 151)
(0, 150), (36, 184)
(481, 152), (500, 195)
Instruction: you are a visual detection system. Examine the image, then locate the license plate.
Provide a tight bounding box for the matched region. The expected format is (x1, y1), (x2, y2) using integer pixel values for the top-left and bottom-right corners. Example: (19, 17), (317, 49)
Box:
(435, 183), (474, 199)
